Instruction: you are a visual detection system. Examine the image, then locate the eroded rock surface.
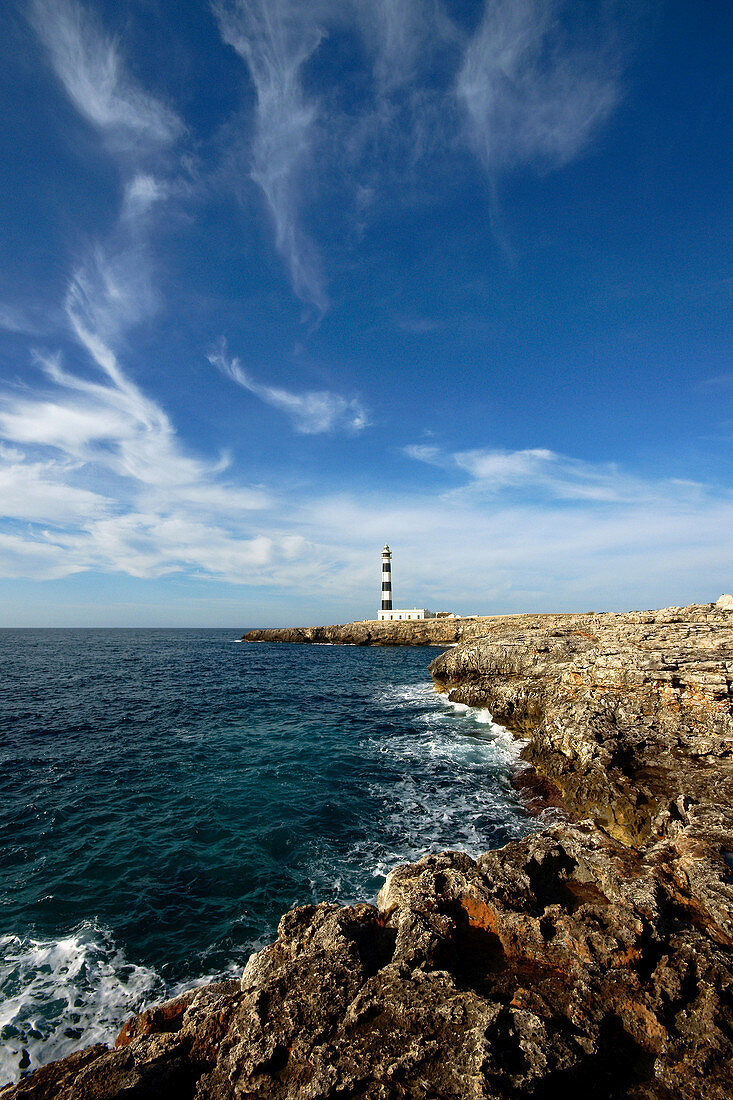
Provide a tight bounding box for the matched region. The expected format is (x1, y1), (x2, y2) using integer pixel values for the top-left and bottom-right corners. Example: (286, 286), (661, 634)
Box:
(5, 604), (733, 1099)
(430, 604), (733, 850)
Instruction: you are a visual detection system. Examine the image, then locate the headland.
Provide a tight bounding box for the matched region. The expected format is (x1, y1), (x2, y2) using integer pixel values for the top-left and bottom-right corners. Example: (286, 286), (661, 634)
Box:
(5, 603), (733, 1098)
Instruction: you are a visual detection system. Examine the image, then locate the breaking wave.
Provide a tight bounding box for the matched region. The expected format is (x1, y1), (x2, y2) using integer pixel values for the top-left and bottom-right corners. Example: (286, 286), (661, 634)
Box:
(0, 923), (164, 1084)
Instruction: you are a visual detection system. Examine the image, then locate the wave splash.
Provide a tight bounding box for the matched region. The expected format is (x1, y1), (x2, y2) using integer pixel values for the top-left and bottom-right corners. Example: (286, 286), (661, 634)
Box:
(357, 681), (540, 882)
(0, 923), (164, 1084)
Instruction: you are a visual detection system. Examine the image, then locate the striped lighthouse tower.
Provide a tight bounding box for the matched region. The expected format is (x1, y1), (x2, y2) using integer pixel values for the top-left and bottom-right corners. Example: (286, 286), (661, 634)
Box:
(381, 544), (392, 612)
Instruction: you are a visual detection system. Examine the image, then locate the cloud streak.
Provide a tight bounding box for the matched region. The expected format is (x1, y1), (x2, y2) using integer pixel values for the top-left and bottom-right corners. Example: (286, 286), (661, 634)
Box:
(456, 0), (620, 175)
(1, 394), (731, 611)
(7, 2), (723, 619)
(404, 443), (700, 506)
(210, 345), (369, 434)
(66, 235), (160, 348)
(214, 0), (328, 313)
(1, 9), (293, 586)
(30, 0), (183, 152)
(353, 0), (458, 97)
(0, 336), (283, 582)
(30, 0), (185, 364)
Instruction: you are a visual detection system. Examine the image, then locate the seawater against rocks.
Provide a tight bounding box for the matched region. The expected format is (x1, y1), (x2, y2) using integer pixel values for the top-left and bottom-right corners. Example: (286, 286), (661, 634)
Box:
(0, 630), (538, 1086)
(8, 604), (733, 1098)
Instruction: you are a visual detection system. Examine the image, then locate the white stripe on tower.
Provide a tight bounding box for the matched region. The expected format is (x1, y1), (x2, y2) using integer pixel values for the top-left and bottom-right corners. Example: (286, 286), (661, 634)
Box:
(381, 543), (392, 611)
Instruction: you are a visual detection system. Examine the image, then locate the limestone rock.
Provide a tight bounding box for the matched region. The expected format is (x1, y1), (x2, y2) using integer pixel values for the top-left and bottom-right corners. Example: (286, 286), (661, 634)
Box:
(241, 616), (489, 646)
(6, 603), (733, 1099)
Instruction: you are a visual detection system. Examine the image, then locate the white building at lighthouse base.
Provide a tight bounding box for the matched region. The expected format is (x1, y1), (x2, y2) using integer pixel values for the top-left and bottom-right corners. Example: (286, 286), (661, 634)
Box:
(378, 608), (436, 621)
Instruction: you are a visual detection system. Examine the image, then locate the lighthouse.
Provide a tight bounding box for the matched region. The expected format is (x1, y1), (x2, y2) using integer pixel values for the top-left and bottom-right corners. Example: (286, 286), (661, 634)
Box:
(377, 544), (438, 621)
(381, 544), (392, 612)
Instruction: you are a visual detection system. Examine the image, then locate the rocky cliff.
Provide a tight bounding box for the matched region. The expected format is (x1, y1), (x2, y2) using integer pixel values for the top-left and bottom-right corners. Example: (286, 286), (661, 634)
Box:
(241, 615), (497, 646)
(241, 612), (624, 648)
(5, 604), (733, 1099)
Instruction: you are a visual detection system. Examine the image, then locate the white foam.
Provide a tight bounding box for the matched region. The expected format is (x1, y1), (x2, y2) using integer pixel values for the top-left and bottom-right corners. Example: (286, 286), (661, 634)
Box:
(344, 680), (544, 888)
(0, 923), (165, 1086)
(380, 684), (526, 768)
(381, 682), (440, 709)
(435, 691), (528, 756)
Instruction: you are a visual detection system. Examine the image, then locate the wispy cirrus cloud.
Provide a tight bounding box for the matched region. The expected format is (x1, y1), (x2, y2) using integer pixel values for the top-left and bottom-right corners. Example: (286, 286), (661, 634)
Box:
(404, 443), (705, 506)
(0, 334), (282, 582)
(2, 339), (249, 499)
(64, 171), (170, 352)
(0, 301), (59, 338)
(2, 7), (295, 586)
(353, 0), (458, 97)
(456, 0), (621, 175)
(29, 0), (183, 349)
(0, 448), (109, 525)
(696, 374), (733, 394)
(208, 0), (627, 311)
(29, 0), (183, 153)
(121, 174), (169, 220)
(210, 344), (369, 434)
(213, 0), (329, 314)
(66, 236), (159, 349)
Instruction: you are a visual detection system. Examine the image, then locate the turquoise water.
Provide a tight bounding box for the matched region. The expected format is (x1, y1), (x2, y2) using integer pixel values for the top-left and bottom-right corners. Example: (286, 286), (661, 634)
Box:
(0, 629), (538, 1082)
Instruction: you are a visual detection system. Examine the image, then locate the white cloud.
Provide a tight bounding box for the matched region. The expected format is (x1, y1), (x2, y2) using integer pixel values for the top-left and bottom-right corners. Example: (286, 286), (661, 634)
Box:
(404, 443), (673, 505)
(353, 0), (457, 96)
(0, 304), (37, 336)
(403, 443), (441, 465)
(32, 337), (259, 498)
(456, 0), (620, 173)
(49, 513), (277, 581)
(65, 236), (160, 347)
(2, 385), (732, 609)
(210, 345), (369, 435)
(0, 396), (131, 453)
(452, 447), (557, 485)
(0, 59), (282, 590)
(121, 175), (168, 220)
(30, 0), (183, 151)
(29, 0), (185, 364)
(0, 327), (281, 583)
(214, 0), (328, 314)
(0, 456), (109, 525)
(0, 301), (58, 338)
(291, 481), (733, 615)
(0, 530), (81, 581)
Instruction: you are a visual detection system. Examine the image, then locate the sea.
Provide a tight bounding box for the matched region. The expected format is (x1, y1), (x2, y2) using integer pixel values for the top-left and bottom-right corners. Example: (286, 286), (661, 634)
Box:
(0, 629), (544, 1084)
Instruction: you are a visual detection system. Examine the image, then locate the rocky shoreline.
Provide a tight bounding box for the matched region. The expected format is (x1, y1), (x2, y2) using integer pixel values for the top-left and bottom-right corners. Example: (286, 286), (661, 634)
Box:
(240, 613), (576, 648)
(5, 604), (733, 1098)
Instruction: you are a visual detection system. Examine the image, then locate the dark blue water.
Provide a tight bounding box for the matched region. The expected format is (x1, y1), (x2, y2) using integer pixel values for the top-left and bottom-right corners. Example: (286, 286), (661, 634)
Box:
(0, 629), (539, 1082)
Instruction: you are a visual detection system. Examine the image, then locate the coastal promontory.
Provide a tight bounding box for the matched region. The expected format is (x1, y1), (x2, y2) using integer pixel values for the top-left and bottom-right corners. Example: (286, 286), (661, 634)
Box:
(4, 603), (733, 1098)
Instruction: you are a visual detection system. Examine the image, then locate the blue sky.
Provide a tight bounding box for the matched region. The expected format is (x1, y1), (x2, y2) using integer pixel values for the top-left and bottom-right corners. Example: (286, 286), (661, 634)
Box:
(0, 0), (731, 626)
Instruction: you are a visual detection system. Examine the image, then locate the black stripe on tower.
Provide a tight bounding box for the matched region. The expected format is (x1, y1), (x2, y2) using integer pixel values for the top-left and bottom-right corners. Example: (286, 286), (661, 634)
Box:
(381, 543), (392, 611)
